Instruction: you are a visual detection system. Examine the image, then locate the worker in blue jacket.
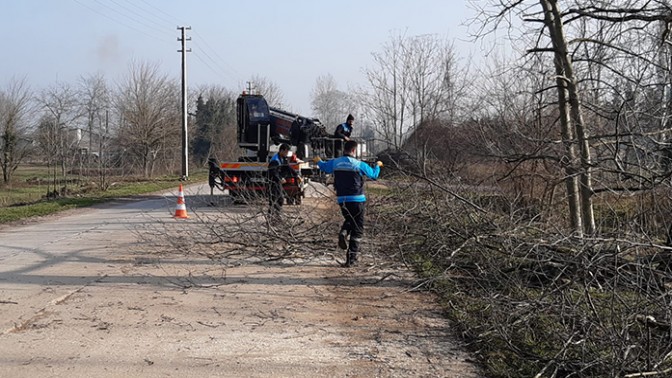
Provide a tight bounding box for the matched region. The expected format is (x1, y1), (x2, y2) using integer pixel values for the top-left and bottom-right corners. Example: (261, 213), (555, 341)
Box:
(333, 114), (354, 157)
(334, 114), (354, 141)
(314, 140), (383, 267)
(268, 143), (291, 216)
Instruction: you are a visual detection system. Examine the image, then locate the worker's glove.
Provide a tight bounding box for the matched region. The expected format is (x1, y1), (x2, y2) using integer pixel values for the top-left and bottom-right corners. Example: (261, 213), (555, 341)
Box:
(313, 156), (322, 164)
(281, 178), (287, 184)
(376, 161), (384, 168)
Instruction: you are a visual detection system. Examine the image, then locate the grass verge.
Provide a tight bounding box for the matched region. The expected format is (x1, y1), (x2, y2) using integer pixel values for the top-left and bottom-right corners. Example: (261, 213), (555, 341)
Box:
(0, 170), (208, 224)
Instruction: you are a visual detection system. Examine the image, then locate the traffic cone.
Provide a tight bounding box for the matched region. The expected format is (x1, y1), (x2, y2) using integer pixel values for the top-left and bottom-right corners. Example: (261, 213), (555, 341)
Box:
(174, 184), (189, 219)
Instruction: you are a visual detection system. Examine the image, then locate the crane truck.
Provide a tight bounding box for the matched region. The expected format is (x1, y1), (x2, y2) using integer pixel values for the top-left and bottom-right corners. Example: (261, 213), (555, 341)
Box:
(208, 92), (367, 204)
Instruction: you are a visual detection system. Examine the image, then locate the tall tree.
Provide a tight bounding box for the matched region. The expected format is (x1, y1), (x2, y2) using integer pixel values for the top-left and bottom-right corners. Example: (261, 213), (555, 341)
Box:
(35, 114), (64, 194)
(249, 75), (285, 109)
(362, 33), (460, 150)
(469, 0), (672, 234)
(475, 0), (672, 235)
(541, 0), (595, 234)
(311, 74), (353, 131)
(192, 86), (237, 164)
(78, 74), (110, 161)
(0, 77), (34, 184)
(38, 81), (82, 190)
(115, 61), (180, 178)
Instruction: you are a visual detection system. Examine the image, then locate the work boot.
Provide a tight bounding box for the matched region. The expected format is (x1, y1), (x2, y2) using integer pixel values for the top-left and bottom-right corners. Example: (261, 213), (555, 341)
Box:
(338, 230), (348, 250)
(343, 251), (358, 267)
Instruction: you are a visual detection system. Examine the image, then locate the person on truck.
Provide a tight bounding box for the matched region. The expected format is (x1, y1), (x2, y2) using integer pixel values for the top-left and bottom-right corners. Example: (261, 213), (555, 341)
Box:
(268, 143), (291, 217)
(333, 114), (354, 157)
(334, 114), (354, 141)
(313, 140), (383, 267)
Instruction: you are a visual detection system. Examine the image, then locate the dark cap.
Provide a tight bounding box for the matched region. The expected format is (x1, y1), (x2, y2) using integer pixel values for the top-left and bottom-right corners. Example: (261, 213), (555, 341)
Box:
(346, 114), (354, 122)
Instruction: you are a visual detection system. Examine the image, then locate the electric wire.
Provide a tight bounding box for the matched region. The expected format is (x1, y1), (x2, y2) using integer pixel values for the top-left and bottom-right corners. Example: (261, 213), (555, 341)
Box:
(90, 0), (172, 44)
(117, 0), (242, 86)
(72, 0), (172, 46)
(109, 0), (169, 32)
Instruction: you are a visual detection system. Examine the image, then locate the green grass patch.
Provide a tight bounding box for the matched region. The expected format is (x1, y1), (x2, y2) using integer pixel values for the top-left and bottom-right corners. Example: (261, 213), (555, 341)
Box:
(0, 197), (103, 223)
(0, 164), (208, 224)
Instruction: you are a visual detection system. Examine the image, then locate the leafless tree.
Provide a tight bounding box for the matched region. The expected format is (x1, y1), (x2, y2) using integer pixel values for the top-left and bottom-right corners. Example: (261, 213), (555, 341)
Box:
(249, 75), (285, 109)
(310, 74), (354, 130)
(361, 33), (461, 150)
(0, 77), (34, 184)
(79, 73), (112, 188)
(79, 74), (110, 161)
(470, 0), (672, 235)
(115, 61), (180, 178)
(438, 1), (672, 374)
(35, 114), (62, 195)
(37, 81), (83, 192)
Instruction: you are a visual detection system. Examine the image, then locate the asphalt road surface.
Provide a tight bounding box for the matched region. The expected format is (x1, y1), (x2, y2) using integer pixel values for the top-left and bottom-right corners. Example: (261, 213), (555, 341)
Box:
(0, 182), (479, 377)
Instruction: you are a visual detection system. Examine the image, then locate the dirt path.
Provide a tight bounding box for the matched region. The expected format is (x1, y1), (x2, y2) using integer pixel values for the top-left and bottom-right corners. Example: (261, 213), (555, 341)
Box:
(0, 184), (480, 377)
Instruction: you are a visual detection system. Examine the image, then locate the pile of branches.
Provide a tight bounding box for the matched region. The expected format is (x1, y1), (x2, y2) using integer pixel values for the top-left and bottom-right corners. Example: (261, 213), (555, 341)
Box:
(366, 176), (672, 378)
(136, 191), (345, 265)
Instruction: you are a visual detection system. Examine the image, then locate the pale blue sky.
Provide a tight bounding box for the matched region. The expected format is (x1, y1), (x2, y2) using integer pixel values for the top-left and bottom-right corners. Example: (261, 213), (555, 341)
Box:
(4, 0), (481, 114)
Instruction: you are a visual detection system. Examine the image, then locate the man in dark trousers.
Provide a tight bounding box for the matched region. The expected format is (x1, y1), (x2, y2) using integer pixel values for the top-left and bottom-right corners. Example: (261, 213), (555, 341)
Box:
(333, 114), (354, 157)
(314, 140), (383, 267)
(268, 143), (291, 217)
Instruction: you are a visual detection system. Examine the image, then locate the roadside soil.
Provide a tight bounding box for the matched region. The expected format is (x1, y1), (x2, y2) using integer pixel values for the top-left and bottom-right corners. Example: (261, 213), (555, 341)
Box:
(0, 184), (480, 377)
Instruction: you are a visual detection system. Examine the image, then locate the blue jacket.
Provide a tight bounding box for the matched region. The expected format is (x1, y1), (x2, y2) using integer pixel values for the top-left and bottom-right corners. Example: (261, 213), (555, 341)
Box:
(317, 155), (380, 203)
(268, 153), (285, 184)
(334, 122), (352, 139)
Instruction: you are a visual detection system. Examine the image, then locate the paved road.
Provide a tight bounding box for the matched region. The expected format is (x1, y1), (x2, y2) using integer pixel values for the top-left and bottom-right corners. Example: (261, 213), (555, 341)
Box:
(0, 183), (479, 377)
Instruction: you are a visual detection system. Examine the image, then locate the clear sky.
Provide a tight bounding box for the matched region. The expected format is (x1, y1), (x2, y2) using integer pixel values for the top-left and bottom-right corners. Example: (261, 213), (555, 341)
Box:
(4, 0), (481, 114)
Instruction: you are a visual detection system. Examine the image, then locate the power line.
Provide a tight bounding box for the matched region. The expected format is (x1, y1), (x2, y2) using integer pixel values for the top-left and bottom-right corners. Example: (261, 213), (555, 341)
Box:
(122, 0), (242, 85)
(91, 0), (166, 36)
(73, 0), (172, 46)
(138, 0), (183, 25)
(191, 49), (231, 82)
(109, 0), (169, 32)
(192, 29), (241, 79)
(191, 40), (238, 84)
(75, 0), (244, 88)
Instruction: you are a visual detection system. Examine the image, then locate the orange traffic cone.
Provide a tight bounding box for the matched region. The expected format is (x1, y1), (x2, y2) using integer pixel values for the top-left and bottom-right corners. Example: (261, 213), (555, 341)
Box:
(174, 184), (189, 219)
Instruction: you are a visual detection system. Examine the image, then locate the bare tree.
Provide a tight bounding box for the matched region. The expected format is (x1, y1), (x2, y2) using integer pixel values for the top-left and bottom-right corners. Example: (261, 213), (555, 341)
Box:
(249, 75), (285, 109)
(79, 74), (110, 161)
(115, 61), (180, 178)
(37, 81), (83, 192)
(0, 77), (34, 184)
(79, 73), (112, 188)
(472, 2), (630, 234)
(311, 74), (353, 130)
(34, 115), (60, 195)
(362, 33), (461, 150)
(472, 0), (672, 235)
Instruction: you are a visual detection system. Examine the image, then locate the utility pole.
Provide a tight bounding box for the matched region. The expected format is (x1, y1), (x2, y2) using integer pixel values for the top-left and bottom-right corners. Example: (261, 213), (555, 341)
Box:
(178, 26), (191, 180)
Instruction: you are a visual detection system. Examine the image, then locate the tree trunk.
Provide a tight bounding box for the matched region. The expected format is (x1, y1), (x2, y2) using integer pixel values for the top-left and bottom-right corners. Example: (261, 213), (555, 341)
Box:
(550, 0), (595, 235)
(2, 132), (12, 184)
(541, 0), (596, 235)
